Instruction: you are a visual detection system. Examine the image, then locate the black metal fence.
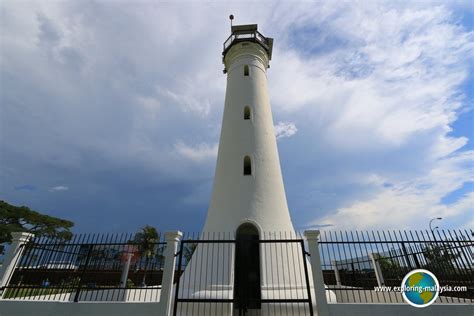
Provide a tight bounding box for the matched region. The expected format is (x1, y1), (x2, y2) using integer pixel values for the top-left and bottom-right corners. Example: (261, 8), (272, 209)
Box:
(2, 229), (472, 308)
(318, 229), (473, 303)
(1, 233), (166, 302)
(173, 232), (313, 316)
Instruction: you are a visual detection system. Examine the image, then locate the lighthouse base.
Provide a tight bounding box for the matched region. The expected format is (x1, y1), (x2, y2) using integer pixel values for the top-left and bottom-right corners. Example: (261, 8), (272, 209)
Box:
(173, 285), (337, 315)
(172, 234), (322, 315)
(174, 287), (314, 316)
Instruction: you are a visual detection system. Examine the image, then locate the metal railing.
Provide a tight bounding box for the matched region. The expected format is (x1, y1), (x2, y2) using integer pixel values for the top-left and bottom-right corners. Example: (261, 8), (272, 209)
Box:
(318, 229), (473, 303)
(2, 228), (472, 309)
(1, 233), (166, 302)
(223, 30), (270, 53)
(173, 232), (313, 316)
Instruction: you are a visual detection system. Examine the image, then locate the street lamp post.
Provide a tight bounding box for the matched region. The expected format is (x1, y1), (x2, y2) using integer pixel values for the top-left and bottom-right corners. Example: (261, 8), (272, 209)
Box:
(429, 217), (442, 240)
(429, 217), (443, 232)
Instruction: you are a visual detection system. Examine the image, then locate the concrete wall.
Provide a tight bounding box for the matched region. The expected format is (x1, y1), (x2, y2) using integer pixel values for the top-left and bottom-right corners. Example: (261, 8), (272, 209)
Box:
(0, 300), (160, 316)
(1, 300), (472, 316)
(328, 303), (473, 316)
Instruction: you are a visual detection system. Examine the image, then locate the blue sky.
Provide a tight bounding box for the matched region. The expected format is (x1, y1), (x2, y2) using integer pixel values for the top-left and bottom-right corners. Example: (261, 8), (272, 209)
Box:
(1, 1), (473, 234)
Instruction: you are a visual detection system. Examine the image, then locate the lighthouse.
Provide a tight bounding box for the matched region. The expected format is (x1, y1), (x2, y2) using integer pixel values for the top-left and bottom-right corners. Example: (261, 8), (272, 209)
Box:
(175, 23), (312, 316)
(203, 23), (294, 235)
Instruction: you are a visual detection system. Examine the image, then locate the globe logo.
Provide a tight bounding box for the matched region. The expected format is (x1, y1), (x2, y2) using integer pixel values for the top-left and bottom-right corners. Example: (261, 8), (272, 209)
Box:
(401, 269), (440, 307)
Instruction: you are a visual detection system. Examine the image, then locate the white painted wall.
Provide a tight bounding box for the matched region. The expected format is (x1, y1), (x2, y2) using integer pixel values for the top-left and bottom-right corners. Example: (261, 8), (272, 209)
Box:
(0, 301), (160, 316)
(1, 299), (471, 316)
(327, 303), (473, 316)
(203, 41), (294, 234)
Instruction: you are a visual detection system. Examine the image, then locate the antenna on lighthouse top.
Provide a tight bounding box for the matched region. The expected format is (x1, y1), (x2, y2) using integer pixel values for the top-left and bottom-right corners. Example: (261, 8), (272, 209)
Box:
(229, 14), (234, 29)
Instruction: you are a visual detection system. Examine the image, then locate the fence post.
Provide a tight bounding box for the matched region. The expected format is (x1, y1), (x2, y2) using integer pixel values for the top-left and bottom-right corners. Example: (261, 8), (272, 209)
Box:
(304, 230), (329, 316)
(119, 253), (133, 288)
(331, 260), (341, 286)
(160, 231), (182, 316)
(0, 232), (35, 294)
(369, 252), (385, 287)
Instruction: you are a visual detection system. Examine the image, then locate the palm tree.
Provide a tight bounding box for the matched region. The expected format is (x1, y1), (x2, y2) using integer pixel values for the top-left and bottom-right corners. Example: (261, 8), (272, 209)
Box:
(134, 226), (159, 287)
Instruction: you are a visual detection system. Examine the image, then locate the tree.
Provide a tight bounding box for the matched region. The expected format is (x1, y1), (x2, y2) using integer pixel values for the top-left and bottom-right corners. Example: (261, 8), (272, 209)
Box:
(183, 241), (197, 264)
(134, 225), (159, 287)
(0, 200), (74, 254)
(423, 243), (459, 275)
(378, 255), (405, 282)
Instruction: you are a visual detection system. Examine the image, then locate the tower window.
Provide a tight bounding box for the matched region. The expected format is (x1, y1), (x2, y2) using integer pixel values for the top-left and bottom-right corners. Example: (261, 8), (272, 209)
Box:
(244, 65), (249, 76)
(243, 156), (252, 175)
(244, 106), (251, 120)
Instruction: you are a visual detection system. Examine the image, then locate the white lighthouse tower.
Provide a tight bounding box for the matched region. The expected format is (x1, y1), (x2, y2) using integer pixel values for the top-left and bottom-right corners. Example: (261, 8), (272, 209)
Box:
(203, 23), (294, 235)
(175, 23), (313, 316)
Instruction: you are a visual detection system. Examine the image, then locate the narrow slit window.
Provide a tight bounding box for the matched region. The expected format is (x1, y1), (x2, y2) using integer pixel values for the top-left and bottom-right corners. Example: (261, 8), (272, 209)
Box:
(244, 65), (249, 76)
(243, 156), (252, 175)
(244, 106), (251, 120)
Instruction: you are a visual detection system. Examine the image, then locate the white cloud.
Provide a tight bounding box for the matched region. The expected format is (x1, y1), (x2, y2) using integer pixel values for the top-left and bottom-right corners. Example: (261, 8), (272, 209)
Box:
(461, 217), (474, 231)
(269, 3), (472, 148)
(136, 96), (160, 111)
(274, 121), (298, 140)
(174, 142), (218, 163)
(49, 185), (69, 192)
(309, 151), (474, 230)
(156, 86), (211, 117)
(266, 2), (473, 229)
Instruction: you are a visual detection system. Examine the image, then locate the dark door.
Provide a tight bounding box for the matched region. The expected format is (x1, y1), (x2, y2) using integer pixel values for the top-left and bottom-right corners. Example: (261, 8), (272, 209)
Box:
(234, 224), (261, 313)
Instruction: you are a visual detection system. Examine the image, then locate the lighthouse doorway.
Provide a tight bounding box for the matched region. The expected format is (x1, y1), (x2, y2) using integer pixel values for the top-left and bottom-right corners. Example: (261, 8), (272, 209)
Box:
(234, 223), (261, 314)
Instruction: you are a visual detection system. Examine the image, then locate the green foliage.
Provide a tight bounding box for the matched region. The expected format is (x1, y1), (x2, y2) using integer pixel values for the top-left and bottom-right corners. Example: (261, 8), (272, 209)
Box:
(134, 225), (160, 259)
(183, 241), (197, 263)
(379, 256), (401, 271)
(423, 244), (459, 273)
(126, 278), (135, 288)
(134, 225), (160, 286)
(378, 255), (405, 279)
(70, 276), (81, 286)
(0, 200), (74, 254)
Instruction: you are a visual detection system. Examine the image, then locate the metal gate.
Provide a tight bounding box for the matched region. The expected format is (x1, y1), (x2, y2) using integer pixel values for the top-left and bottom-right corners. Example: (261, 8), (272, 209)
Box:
(173, 233), (313, 316)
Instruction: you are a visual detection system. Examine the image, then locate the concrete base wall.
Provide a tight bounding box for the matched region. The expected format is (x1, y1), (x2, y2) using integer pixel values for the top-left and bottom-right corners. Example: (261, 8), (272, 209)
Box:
(1, 300), (472, 316)
(0, 300), (161, 316)
(328, 303), (473, 316)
